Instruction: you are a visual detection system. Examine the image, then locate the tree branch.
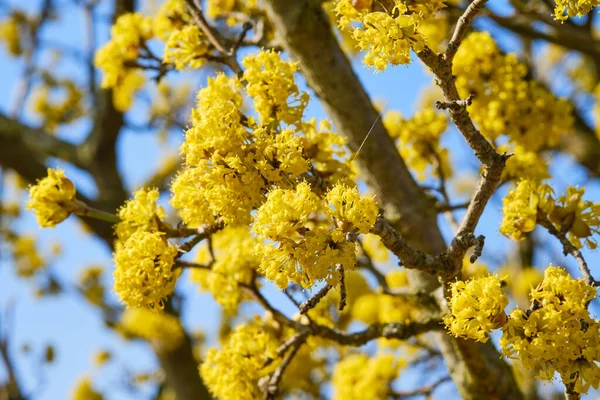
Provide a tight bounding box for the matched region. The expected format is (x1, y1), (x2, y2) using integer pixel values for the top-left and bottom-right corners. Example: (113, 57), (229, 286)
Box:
(370, 216), (446, 276)
(536, 213), (598, 286)
(445, 0), (488, 62)
(391, 376), (452, 399)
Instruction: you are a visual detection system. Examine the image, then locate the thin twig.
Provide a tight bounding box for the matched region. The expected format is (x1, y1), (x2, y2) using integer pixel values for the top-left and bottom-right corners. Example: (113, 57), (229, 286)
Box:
(10, 0), (53, 118)
(444, 0), (488, 62)
(536, 213), (598, 286)
(337, 265), (347, 311)
(391, 376), (452, 399)
(173, 261), (212, 270)
(264, 335), (305, 400)
(241, 282), (442, 346)
(299, 284), (332, 314)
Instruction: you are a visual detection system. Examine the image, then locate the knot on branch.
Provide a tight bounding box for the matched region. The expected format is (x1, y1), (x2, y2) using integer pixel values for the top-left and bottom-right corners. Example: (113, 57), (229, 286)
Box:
(446, 233), (485, 276)
(436, 93), (475, 111)
(469, 235), (485, 263)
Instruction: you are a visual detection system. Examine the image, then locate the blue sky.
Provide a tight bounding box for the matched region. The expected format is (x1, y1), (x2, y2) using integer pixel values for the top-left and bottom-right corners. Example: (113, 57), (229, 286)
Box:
(1, 0), (600, 399)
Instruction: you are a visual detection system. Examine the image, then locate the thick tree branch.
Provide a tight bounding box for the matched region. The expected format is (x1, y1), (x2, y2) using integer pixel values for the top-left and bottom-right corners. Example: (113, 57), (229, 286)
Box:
(0, 113), (84, 168)
(370, 216), (446, 276)
(262, 2), (523, 399)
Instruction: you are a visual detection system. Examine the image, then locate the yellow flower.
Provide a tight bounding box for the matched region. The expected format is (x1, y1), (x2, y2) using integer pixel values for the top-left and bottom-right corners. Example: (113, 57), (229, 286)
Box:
(332, 353), (401, 400)
(119, 307), (184, 351)
(500, 179), (554, 241)
(0, 12), (27, 56)
(444, 275), (508, 342)
(326, 184), (379, 234)
(501, 266), (600, 395)
(554, 0), (599, 20)
(153, 0), (190, 41)
(116, 187), (165, 242)
(163, 25), (209, 70)
(31, 78), (84, 132)
(550, 186), (600, 249)
(190, 227), (259, 311)
(383, 108), (450, 181)
(453, 32), (573, 150)
(27, 168), (78, 228)
(351, 2), (425, 71)
(113, 230), (179, 310)
(499, 144), (550, 182)
(11, 235), (45, 278)
(242, 50), (309, 125)
(253, 182), (321, 241)
(360, 233), (389, 262)
(78, 266), (105, 306)
(112, 70), (145, 112)
(94, 12), (153, 96)
(201, 323), (278, 400)
(352, 270), (419, 327)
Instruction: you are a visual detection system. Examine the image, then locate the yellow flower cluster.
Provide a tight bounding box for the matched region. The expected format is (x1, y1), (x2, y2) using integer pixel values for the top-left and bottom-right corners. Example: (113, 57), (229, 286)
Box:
(336, 0), (426, 71)
(243, 50), (309, 125)
(500, 179), (555, 241)
(11, 235), (45, 278)
(94, 13), (153, 109)
(119, 307), (185, 351)
(78, 266), (105, 307)
(172, 51), (353, 228)
(332, 353), (401, 400)
(200, 323), (278, 400)
(27, 168), (78, 228)
(498, 144), (550, 182)
(550, 186), (600, 249)
(501, 266), (600, 394)
(326, 184), (379, 235)
(153, 0), (190, 41)
(116, 188), (165, 243)
(171, 73), (263, 227)
(113, 71), (145, 112)
(163, 25), (209, 70)
(383, 108), (450, 181)
(113, 230), (179, 310)
(190, 227), (259, 311)
(453, 32), (573, 151)
(361, 233), (389, 262)
(0, 11), (27, 56)
(206, 0), (261, 22)
(501, 180), (600, 248)
(72, 377), (103, 400)
(300, 118), (354, 183)
(352, 270), (420, 326)
(254, 182), (376, 288)
(444, 275), (509, 342)
(31, 75), (84, 133)
(554, 0), (599, 20)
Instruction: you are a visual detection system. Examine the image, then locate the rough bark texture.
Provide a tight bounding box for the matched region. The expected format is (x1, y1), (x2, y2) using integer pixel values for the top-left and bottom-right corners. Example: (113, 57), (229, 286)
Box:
(262, 1), (523, 398)
(154, 334), (212, 400)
